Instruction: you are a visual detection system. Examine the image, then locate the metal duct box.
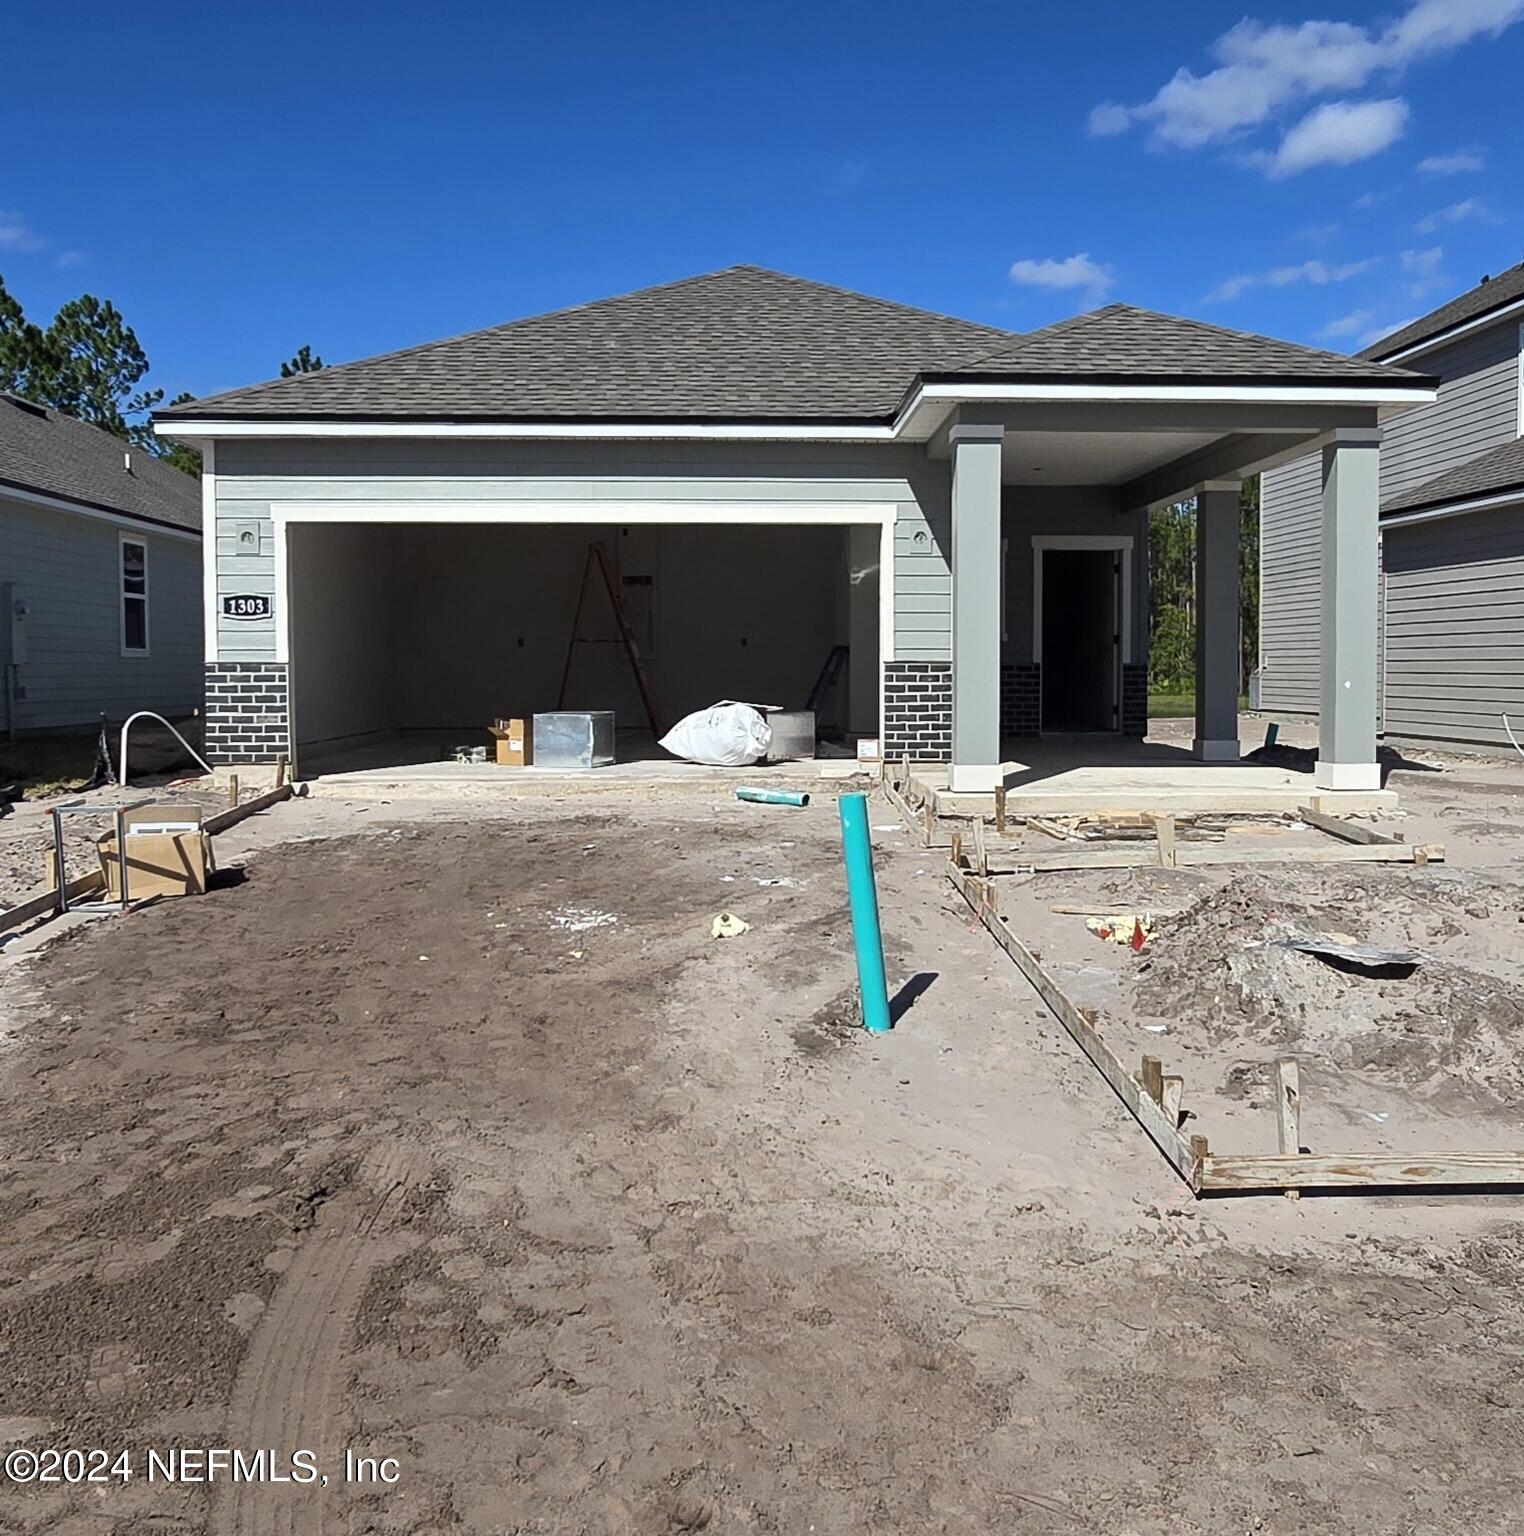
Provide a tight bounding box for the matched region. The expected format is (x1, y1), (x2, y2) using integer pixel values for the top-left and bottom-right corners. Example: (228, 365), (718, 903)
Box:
(765, 709), (816, 761)
(532, 711), (616, 769)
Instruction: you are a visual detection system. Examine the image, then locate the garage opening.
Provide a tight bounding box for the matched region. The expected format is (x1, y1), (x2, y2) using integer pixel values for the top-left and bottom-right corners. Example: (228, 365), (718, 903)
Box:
(286, 520), (881, 773)
(1040, 547), (1120, 732)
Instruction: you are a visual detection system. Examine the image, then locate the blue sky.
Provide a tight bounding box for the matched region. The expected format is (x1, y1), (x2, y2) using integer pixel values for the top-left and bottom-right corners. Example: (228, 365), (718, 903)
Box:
(2, 0), (1521, 403)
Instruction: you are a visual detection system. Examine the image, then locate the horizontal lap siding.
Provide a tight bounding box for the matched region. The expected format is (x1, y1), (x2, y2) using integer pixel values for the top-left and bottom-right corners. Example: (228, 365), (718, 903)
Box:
(1259, 452), (1322, 714)
(1381, 323), (1520, 502)
(0, 494), (202, 731)
(1383, 503), (1524, 747)
(1260, 317), (1521, 724)
(210, 439), (944, 668)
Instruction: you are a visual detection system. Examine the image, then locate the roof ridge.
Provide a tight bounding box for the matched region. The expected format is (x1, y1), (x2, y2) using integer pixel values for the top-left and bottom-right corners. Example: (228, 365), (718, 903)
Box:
(961, 304), (1116, 367)
(1359, 255), (1524, 360)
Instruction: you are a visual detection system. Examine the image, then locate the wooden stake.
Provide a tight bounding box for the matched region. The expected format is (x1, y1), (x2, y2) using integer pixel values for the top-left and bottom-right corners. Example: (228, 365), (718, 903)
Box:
(949, 831), (964, 870)
(972, 817), (989, 878)
(1140, 1055), (1165, 1106)
(1153, 813), (1178, 869)
(1162, 1075), (1184, 1128)
(274, 754), (288, 791)
(228, 774), (240, 810)
(1276, 1057), (1304, 1200)
(994, 786), (1007, 836)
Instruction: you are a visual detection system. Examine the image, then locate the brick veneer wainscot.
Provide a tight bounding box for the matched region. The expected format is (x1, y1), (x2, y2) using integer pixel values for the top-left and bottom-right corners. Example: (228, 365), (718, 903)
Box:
(883, 661), (952, 760)
(204, 662), (290, 764)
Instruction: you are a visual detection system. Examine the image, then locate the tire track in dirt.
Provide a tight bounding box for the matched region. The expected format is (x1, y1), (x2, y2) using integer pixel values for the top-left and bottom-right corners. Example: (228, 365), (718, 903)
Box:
(214, 1140), (427, 1536)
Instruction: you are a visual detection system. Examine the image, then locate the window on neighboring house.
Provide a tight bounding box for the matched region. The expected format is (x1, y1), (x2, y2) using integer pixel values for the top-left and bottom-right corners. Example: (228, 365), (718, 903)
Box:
(121, 537), (149, 654)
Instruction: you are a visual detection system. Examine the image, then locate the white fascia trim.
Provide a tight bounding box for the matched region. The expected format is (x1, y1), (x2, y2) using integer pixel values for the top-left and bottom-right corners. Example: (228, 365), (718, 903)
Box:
(2, 481), (202, 543)
(156, 381), (1437, 447)
(1381, 485), (1524, 528)
(1374, 296), (1524, 366)
(274, 499), (898, 526)
(902, 380), (1436, 417)
(155, 418), (897, 442)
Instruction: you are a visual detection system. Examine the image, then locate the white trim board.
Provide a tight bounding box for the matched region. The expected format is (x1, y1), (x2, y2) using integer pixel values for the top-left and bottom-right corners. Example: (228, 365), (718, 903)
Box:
(272, 499), (899, 526)
(1382, 486), (1524, 528)
(201, 442), (218, 663)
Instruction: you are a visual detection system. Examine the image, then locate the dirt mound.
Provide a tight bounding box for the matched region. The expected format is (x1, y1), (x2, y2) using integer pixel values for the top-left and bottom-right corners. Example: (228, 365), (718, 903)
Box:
(1132, 873), (1524, 1105)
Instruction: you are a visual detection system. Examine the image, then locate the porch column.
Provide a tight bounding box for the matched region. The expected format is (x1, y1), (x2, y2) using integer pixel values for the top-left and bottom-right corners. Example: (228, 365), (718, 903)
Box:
(1316, 428), (1382, 792)
(1194, 482), (1241, 761)
(949, 423), (1003, 791)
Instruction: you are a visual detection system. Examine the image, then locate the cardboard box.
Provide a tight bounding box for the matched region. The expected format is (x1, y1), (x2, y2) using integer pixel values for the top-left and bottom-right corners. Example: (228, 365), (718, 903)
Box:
(96, 802), (212, 900)
(489, 717), (533, 766)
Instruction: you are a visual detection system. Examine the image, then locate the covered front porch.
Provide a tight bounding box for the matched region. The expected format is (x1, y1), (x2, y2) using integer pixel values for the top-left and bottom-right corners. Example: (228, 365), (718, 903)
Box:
(931, 392), (1399, 809)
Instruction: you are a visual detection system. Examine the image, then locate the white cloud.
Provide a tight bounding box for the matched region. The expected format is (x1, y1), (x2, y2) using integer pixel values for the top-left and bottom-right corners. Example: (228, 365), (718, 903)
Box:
(1207, 255), (1379, 302)
(1418, 148), (1484, 173)
(0, 211), (46, 253)
(1259, 99), (1409, 178)
(1415, 196), (1497, 232)
(1400, 245), (1448, 296)
(54, 249), (87, 270)
(1008, 253), (1114, 299)
(1360, 315), (1420, 349)
(1317, 307), (1380, 339)
(1090, 0), (1524, 171)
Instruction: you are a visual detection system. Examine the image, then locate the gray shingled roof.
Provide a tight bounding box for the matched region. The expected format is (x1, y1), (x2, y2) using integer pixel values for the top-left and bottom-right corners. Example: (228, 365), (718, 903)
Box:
(157, 266), (1430, 426)
(1384, 433), (1524, 516)
(1360, 260), (1524, 361)
(954, 303), (1425, 383)
(1, 395), (201, 532)
(159, 267), (1018, 423)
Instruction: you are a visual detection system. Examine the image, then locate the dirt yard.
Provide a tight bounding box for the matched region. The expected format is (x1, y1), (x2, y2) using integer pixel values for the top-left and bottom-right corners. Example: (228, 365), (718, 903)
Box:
(3, 755), (1524, 1534)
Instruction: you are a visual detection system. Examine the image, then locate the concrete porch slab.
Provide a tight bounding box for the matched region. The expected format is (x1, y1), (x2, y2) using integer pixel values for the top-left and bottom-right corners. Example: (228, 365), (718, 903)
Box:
(910, 761), (1397, 818)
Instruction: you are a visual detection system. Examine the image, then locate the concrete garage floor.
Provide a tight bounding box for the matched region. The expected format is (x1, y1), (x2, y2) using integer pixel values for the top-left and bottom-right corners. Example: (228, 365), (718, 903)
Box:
(295, 730), (869, 797)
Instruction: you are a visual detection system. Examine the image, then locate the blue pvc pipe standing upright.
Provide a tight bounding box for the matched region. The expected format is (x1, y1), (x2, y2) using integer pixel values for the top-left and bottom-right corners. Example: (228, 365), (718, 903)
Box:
(838, 792), (892, 1033)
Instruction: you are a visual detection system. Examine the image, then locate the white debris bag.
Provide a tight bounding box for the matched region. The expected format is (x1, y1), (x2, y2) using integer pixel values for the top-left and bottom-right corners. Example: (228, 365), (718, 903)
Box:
(659, 702), (773, 766)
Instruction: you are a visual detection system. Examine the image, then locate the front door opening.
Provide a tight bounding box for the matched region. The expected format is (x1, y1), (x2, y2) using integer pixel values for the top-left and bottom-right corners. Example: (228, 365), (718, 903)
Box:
(1041, 548), (1120, 732)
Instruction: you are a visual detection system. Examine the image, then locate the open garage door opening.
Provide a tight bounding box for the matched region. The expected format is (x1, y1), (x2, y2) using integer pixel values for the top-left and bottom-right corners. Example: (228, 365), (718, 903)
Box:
(286, 520), (882, 776)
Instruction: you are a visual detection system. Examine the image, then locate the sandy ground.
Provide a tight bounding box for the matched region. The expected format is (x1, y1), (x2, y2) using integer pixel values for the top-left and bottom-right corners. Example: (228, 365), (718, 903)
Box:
(2, 724), (1524, 1533)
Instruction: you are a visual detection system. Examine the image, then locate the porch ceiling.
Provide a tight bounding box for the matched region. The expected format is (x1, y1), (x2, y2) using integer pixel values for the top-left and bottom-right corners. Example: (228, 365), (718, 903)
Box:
(999, 428), (1221, 485)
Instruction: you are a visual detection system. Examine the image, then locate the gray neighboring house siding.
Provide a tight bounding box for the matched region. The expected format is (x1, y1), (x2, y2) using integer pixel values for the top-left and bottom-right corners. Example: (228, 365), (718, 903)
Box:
(1, 398), (203, 736)
(0, 492), (202, 732)
(1260, 311), (1522, 740)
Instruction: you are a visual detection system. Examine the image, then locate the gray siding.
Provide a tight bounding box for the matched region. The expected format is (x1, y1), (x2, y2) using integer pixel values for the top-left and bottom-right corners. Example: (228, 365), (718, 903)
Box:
(0, 491), (202, 732)
(1260, 317), (1521, 717)
(210, 438), (951, 665)
(1382, 502), (1524, 749)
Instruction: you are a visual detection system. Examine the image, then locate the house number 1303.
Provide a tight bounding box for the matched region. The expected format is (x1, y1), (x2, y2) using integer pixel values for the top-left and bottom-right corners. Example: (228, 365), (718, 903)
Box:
(223, 595), (273, 619)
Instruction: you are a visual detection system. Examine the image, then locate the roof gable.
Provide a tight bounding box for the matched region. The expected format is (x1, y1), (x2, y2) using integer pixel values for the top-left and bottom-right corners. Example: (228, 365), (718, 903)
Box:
(955, 304), (1423, 384)
(0, 395), (200, 531)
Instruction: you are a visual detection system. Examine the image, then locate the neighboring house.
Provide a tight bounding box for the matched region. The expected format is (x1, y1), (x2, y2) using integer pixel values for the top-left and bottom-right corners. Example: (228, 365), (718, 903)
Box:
(155, 265), (1434, 793)
(1261, 261), (1524, 751)
(0, 394), (202, 736)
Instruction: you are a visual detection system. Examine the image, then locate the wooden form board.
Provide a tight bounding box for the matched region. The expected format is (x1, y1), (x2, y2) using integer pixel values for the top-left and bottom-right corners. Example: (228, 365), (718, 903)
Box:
(0, 783), (295, 939)
(952, 859), (1524, 1197)
(991, 838), (1443, 875)
(947, 859), (1205, 1192)
(1200, 1151), (1524, 1191)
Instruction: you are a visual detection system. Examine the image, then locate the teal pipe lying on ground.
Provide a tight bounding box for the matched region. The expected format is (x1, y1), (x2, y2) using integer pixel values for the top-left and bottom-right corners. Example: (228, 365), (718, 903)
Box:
(735, 786), (811, 807)
(837, 791), (891, 1034)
